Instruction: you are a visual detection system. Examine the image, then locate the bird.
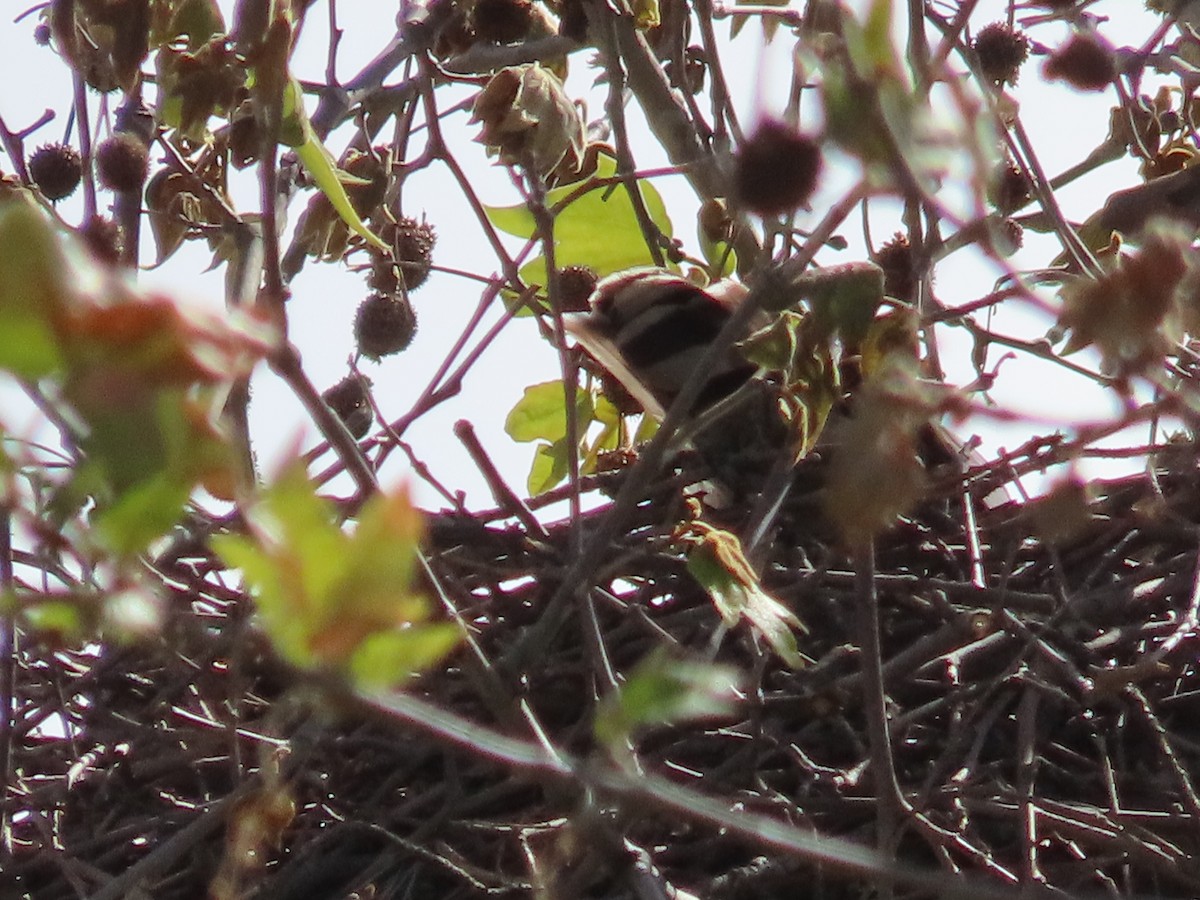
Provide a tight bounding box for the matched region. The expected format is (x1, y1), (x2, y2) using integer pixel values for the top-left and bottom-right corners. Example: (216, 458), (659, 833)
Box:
(562, 267), (1004, 533)
(563, 268), (796, 508)
(562, 267), (758, 422)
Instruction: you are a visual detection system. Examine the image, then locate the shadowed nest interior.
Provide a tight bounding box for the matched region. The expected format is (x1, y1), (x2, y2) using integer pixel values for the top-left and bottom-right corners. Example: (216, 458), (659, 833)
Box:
(6, 438), (1200, 900)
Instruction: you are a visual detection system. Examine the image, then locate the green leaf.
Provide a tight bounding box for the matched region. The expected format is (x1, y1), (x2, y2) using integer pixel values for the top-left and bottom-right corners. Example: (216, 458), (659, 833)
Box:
(284, 79), (389, 253)
(208, 535), (275, 603)
(738, 312), (839, 460)
(822, 2), (906, 171)
(331, 485), (427, 628)
(822, 1), (948, 187)
(214, 464), (455, 684)
(0, 431), (12, 477)
(0, 197), (68, 379)
(93, 471), (193, 557)
(594, 648), (741, 757)
(632, 413), (659, 443)
(262, 466), (347, 604)
(349, 623), (462, 691)
(578, 397), (623, 476)
(593, 394), (623, 428)
(214, 464), (348, 666)
(69, 388), (232, 555)
(215, 532), (309, 658)
(509, 381), (600, 494)
(699, 235), (737, 280)
(859, 0), (894, 73)
(485, 154), (674, 297)
(793, 262), (885, 345)
(160, 0), (226, 49)
(0, 200), (270, 556)
(633, 0), (661, 28)
(740, 309), (804, 372)
(507, 381), (569, 442)
(680, 522), (809, 668)
(18, 597), (85, 642)
(0, 316), (65, 381)
(587, 422), (620, 460)
(53, 291), (270, 554)
(4, 586), (160, 644)
(697, 198), (737, 279)
(505, 380), (594, 444)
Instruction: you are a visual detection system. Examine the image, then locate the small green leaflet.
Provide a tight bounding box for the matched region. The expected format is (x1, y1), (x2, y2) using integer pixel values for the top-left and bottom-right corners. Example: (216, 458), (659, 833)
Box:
(214, 463), (459, 689)
(282, 78), (389, 253)
(506, 379), (594, 495)
(593, 648), (741, 763)
(0, 197), (69, 379)
(484, 153), (675, 296)
(677, 519), (809, 669)
(505, 379), (594, 444)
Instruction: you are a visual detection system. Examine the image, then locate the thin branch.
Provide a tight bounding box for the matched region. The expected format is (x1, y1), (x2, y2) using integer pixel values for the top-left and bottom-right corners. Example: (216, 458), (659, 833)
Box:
(358, 686), (1063, 900)
(853, 539), (911, 862)
(0, 502), (14, 857)
(454, 420), (549, 540)
(442, 35), (580, 73)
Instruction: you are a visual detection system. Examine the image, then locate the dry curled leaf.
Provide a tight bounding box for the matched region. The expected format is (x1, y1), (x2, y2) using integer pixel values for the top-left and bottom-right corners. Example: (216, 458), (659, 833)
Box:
(675, 518), (808, 668)
(145, 167), (230, 266)
(471, 64), (585, 176)
(1027, 476), (1095, 545)
(824, 351), (941, 548)
(1057, 223), (1192, 376)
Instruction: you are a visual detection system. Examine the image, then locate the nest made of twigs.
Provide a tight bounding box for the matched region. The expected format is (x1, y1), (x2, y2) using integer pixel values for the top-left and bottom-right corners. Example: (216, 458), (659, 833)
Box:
(7, 443), (1200, 900)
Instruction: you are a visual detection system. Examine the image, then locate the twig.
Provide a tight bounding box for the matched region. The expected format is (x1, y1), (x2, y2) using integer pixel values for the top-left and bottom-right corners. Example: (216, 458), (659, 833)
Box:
(87, 790), (249, 900)
(70, 70), (96, 221)
(595, 15), (668, 269)
(271, 342), (379, 498)
(0, 503), (14, 857)
(0, 109), (55, 183)
(1124, 684), (1200, 825)
(524, 164), (584, 547)
(442, 35), (580, 73)
(852, 539), (910, 868)
(453, 420), (548, 540)
(357, 686), (1061, 900)
(605, 6), (759, 265)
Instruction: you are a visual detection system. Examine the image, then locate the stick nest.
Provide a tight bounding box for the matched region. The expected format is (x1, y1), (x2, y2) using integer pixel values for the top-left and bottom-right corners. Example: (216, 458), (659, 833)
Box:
(8, 443), (1200, 899)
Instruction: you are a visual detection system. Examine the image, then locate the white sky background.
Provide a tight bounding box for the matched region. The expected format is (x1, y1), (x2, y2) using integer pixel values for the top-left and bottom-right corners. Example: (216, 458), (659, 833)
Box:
(0, 0), (1178, 515)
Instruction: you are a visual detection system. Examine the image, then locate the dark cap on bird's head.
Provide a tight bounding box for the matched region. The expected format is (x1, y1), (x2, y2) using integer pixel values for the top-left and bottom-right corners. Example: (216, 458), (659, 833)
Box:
(563, 268), (754, 419)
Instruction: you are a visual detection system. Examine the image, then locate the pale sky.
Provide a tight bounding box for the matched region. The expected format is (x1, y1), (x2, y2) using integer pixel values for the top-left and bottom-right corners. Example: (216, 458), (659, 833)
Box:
(0, 1), (1177, 512)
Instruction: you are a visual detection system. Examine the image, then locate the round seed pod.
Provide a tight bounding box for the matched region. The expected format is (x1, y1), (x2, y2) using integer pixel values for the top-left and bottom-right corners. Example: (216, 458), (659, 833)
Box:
(1043, 33), (1116, 92)
(557, 265), (599, 312)
(972, 22), (1029, 87)
(322, 373), (375, 439)
(354, 293), (418, 361)
(28, 143), (82, 201)
(95, 133), (149, 193)
(733, 121), (822, 217)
